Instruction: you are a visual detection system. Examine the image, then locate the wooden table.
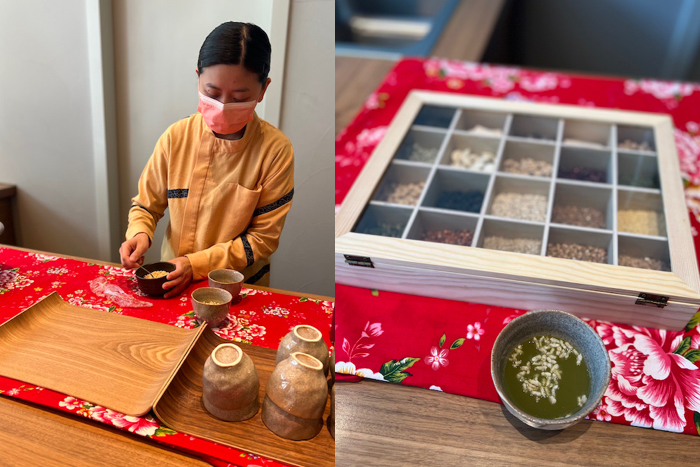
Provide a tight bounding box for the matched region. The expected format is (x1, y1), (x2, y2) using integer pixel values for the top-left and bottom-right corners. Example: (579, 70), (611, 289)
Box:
(335, 0), (505, 136)
(0, 396), (209, 467)
(336, 379), (699, 466)
(0, 245), (334, 466)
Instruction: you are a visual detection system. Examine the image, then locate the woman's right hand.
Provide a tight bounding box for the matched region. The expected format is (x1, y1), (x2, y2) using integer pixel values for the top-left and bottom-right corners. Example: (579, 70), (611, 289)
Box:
(119, 233), (151, 269)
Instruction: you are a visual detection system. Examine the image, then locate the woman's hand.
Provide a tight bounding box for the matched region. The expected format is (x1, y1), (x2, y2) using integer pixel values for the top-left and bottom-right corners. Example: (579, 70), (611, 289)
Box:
(163, 256), (193, 299)
(119, 233), (150, 269)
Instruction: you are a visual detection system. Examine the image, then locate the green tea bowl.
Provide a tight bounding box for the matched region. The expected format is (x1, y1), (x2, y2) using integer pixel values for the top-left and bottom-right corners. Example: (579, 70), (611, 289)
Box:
(491, 309), (611, 430)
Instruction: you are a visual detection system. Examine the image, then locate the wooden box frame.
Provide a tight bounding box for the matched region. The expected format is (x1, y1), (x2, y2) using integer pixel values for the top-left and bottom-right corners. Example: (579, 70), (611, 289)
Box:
(335, 91), (700, 330)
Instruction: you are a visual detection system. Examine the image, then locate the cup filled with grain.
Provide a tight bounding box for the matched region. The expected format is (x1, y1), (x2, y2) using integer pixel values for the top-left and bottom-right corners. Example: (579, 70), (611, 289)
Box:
(191, 287), (233, 327)
(135, 261), (177, 296)
(491, 309), (610, 430)
(208, 269), (245, 304)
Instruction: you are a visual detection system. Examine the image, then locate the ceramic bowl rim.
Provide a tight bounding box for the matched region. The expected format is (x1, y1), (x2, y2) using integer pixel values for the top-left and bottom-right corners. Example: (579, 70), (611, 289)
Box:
(208, 268), (245, 285)
(211, 343), (243, 367)
(490, 309), (611, 429)
(135, 261), (176, 280)
(291, 352), (324, 371)
(191, 287), (233, 305)
(293, 324), (322, 343)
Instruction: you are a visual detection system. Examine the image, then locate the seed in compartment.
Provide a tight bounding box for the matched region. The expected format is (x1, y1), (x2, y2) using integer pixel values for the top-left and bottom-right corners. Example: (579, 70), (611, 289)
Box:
(466, 124), (503, 137)
(482, 236), (542, 255)
(378, 181), (425, 205)
(547, 243), (608, 263)
(491, 193), (547, 222)
(501, 158), (552, 177)
(563, 138), (605, 149)
(362, 222), (404, 238)
(435, 190), (484, 213)
(406, 142), (439, 163)
(558, 167), (607, 183)
(617, 210), (665, 236)
(552, 205), (606, 229)
(619, 139), (652, 151)
(618, 254), (670, 271)
(421, 228), (474, 246)
(449, 147), (496, 171)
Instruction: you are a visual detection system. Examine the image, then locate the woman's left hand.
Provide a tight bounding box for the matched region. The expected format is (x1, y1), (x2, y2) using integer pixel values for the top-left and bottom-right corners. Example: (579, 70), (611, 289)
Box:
(163, 256), (193, 299)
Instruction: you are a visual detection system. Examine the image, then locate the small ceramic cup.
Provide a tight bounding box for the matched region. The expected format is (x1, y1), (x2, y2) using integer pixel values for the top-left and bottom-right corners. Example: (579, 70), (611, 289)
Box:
(202, 343), (260, 421)
(491, 309), (611, 430)
(276, 325), (330, 376)
(262, 352), (328, 440)
(208, 269), (245, 304)
(191, 287), (232, 327)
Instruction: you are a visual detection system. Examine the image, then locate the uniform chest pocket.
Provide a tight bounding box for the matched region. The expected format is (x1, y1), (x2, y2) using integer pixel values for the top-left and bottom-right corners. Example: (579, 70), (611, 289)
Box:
(200, 181), (262, 240)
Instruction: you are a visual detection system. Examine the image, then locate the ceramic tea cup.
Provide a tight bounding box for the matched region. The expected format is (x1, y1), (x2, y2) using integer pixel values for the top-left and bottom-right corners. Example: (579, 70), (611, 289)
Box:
(191, 287), (232, 327)
(491, 309), (610, 430)
(208, 269), (245, 304)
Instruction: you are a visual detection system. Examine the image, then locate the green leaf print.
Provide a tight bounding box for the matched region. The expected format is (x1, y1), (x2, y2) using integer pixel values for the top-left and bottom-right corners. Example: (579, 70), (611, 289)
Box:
(380, 357), (421, 383)
(151, 427), (177, 437)
(684, 349), (700, 363)
(371, 289), (379, 297)
(183, 311), (195, 318)
(439, 334), (446, 348)
(451, 338), (466, 349)
(686, 311), (700, 332)
(673, 337), (691, 355)
(696, 412), (700, 436)
(298, 297), (309, 302)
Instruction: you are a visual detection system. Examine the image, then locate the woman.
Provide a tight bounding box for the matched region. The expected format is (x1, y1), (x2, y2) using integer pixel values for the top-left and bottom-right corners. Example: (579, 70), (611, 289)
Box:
(119, 22), (294, 298)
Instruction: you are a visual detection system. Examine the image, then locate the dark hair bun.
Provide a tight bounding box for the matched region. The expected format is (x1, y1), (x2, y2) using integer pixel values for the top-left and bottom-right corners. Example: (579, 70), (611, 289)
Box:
(198, 22), (271, 83)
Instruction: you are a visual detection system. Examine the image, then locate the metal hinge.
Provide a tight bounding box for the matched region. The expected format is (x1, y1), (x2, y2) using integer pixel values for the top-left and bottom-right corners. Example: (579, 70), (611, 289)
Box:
(635, 293), (669, 308)
(344, 255), (374, 268)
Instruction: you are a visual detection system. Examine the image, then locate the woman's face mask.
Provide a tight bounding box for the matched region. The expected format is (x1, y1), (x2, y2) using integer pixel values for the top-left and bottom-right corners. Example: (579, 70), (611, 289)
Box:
(196, 63), (271, 135)
(198, 92), (256, 134)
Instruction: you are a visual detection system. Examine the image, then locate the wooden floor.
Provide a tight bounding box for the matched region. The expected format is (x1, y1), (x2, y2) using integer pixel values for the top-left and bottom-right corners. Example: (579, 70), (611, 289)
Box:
(0, 396), (209, 466)
(336, 380), (699, 466)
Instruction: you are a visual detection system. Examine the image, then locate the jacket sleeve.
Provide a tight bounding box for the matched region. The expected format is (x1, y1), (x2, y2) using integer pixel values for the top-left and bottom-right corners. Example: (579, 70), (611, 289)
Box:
(125, 132), (170, 244)
(185, 143), (294, 280)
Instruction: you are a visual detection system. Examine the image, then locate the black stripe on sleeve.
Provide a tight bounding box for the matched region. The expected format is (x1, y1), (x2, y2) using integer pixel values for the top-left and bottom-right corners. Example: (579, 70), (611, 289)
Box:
(240, 234), (254, 268)
(245, 264), (270, 285)
(129, 203), (157, 221)
(167, 189), (189, 198)
(253, 188), (294, 217)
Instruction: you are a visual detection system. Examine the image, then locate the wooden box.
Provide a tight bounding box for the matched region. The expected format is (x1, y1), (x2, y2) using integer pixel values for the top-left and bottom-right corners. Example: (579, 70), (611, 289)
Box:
(335, 91), (700, 330)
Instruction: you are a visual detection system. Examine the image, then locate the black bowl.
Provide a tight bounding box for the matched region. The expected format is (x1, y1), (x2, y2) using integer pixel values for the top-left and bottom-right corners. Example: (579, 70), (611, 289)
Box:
(135, 261), (176, 296)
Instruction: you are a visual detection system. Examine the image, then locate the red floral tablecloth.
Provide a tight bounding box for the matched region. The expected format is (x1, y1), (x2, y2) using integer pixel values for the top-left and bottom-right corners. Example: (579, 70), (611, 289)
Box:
(0, 246), (334, 467)
(335, 58), (700, 436)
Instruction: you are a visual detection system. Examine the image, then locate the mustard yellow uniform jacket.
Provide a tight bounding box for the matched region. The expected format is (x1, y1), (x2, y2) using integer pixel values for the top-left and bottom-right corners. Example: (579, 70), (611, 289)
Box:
(126, 112), (294, 284)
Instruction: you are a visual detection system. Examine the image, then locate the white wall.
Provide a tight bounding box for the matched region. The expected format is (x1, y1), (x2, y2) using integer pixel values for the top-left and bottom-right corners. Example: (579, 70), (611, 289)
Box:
(273, 0), (335, 296)
(113, 0), (334, 296)
(0, 0), (100, 258)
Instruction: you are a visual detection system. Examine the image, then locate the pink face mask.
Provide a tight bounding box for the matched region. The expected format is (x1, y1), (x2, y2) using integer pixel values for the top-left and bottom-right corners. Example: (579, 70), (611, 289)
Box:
(198, 92), (257, 134)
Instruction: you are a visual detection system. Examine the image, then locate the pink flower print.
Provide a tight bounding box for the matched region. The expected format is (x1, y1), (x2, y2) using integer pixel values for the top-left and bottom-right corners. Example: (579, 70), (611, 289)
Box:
(6, 388), (20, 397)
(424, 346), (449, 371)
(674, 128), (700, 185)
(59, 396), (82, 410)
(590, 403), (612, 422)
(362, 321), (383, 338)
(247, 324), (266, 337)
(466, 322), (485, 341)
(111, 415), (160, 436)
(598, 323), (700, 432)
(687, 121), (699, 135)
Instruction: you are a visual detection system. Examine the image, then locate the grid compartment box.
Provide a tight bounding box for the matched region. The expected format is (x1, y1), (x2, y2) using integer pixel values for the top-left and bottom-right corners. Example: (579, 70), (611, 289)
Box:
(335, 91), (700, 330)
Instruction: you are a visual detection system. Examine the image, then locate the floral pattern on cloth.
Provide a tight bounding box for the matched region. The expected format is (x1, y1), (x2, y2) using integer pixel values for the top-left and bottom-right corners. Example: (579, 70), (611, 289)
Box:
(0, 246), (333, 467)
(335, 286), (700, 436)
(335, 58), (700, 437)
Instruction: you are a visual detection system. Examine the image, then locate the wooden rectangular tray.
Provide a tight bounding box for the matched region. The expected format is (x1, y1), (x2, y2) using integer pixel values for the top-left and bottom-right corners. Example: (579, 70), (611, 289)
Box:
(153, 328), (334, 467)
(336, 91), (700, 330)
(0, 292), (205, 416)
